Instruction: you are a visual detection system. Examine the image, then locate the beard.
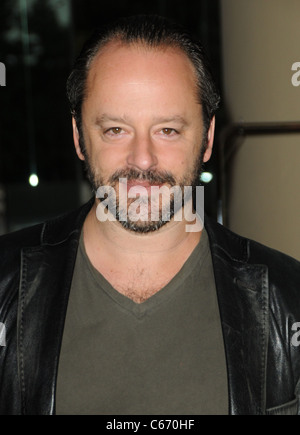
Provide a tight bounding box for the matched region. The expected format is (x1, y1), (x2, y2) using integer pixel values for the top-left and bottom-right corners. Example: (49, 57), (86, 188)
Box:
(81, 138), (206, 234)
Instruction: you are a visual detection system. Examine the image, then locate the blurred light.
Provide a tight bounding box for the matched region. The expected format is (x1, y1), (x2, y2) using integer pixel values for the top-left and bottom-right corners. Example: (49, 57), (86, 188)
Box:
(200, 172), (213, 183)
(29, 174), (39, 187)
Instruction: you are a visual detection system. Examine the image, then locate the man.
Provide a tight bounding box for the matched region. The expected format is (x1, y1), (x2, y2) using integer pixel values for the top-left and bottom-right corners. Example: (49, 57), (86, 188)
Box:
(0, 15), (300, 416)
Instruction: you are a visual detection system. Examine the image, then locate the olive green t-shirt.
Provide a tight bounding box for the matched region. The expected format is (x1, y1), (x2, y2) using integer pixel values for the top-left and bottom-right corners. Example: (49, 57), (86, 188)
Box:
(56, 228), (228, 415)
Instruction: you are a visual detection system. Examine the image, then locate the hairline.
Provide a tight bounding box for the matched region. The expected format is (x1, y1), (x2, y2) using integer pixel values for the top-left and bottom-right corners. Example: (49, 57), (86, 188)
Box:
(84, 37), (202, 107)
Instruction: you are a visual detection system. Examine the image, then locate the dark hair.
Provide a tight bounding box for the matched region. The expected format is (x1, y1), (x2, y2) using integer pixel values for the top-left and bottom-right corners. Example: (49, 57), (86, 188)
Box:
(66, 14), (220, 142)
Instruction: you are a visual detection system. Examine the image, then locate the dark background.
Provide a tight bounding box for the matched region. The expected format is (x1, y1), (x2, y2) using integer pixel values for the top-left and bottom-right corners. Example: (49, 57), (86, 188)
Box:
(0, 0), (224, 234)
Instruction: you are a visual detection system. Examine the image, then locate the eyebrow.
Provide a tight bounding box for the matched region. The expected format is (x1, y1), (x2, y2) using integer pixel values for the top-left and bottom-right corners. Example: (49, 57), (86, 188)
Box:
(95, 114), (189, 126)
(95, 114), (129, 125)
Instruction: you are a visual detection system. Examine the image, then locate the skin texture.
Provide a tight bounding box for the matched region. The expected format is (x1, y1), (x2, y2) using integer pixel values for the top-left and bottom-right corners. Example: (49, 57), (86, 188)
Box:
(72, 41), (215, 302)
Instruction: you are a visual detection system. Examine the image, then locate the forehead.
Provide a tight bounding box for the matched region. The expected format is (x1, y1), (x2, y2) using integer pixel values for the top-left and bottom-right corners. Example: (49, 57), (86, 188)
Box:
(85, 41), (199, 101)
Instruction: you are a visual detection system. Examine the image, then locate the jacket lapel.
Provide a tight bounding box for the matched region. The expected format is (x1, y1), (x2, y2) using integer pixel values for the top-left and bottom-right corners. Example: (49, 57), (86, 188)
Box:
(205, 218), (269, 415)
(17, 200), (93, 415)
(18, 239), (79, 414)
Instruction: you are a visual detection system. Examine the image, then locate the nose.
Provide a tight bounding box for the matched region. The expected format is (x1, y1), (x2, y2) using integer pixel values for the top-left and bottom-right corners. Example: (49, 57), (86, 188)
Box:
(126, 133), (158, 171)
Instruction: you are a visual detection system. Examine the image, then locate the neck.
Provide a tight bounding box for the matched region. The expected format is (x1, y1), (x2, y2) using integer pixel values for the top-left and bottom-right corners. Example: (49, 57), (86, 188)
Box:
(83, 200), (202, 261)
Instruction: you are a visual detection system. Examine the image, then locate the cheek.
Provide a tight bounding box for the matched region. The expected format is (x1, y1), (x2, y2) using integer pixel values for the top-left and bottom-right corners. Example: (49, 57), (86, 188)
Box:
(90, 146), (128, 179)
(166, 151), (189, 172)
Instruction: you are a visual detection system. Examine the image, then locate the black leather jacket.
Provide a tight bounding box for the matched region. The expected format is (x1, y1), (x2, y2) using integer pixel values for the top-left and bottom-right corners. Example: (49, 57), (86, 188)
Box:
(0, 199), (300, 415)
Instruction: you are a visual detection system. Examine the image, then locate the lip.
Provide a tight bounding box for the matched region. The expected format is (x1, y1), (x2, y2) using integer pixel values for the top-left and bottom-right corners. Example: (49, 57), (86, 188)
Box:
(126, 180), (163, 193)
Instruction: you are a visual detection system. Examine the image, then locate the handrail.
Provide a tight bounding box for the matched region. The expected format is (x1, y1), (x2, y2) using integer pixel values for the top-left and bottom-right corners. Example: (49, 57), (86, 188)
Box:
(218, 121), (300, 226)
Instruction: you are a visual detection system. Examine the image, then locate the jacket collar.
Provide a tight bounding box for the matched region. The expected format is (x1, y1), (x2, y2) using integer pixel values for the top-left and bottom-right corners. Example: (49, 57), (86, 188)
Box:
(19, 202), (269, 415)
(41, 198), (94, 246)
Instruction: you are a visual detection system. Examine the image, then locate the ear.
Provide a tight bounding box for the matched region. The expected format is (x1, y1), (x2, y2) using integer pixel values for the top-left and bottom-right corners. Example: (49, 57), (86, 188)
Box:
(72, 117), (85, 161)
(202, 116), (215, 163)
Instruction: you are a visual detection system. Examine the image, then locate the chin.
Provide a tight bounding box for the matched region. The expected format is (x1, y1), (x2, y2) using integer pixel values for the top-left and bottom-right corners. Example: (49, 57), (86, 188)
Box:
(118, 218), (170, 234)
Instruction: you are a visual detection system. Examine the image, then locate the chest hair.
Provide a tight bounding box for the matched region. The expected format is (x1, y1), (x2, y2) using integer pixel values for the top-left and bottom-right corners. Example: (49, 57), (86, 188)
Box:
(102, 266), (175, 303)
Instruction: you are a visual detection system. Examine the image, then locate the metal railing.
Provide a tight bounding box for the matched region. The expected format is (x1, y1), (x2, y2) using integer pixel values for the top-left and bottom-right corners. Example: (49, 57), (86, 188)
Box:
(218, 121), (300, 226)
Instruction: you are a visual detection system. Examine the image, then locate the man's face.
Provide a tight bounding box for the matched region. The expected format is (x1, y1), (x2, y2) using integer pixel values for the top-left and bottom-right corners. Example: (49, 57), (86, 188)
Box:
(73, 42), (214, 232)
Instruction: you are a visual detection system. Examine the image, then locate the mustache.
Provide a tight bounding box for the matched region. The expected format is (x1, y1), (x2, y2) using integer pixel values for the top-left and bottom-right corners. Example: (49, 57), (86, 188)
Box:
(108, 168), (176, 186)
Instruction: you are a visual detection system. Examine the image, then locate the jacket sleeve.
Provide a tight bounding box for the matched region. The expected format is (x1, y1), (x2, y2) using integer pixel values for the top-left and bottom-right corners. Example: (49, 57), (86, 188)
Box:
(249, 238), (300, 414)
(0, 224), (43, 415)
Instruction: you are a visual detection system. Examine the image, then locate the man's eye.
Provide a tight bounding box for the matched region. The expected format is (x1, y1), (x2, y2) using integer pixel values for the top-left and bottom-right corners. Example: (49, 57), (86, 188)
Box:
(161, 128), (178, 136)
(106, 127), (123, 135)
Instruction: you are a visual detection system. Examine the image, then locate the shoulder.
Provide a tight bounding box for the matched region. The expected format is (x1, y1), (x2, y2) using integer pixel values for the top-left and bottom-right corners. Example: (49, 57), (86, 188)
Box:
(205, 216), (300, 307)
(247, 235), (300, 277)
(0, 223), (44, 273)
(0, 223), (44, 251)
(0, 198), (94, 255)
(0, 199), (93, 277)
(205, 215), (300, 272)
